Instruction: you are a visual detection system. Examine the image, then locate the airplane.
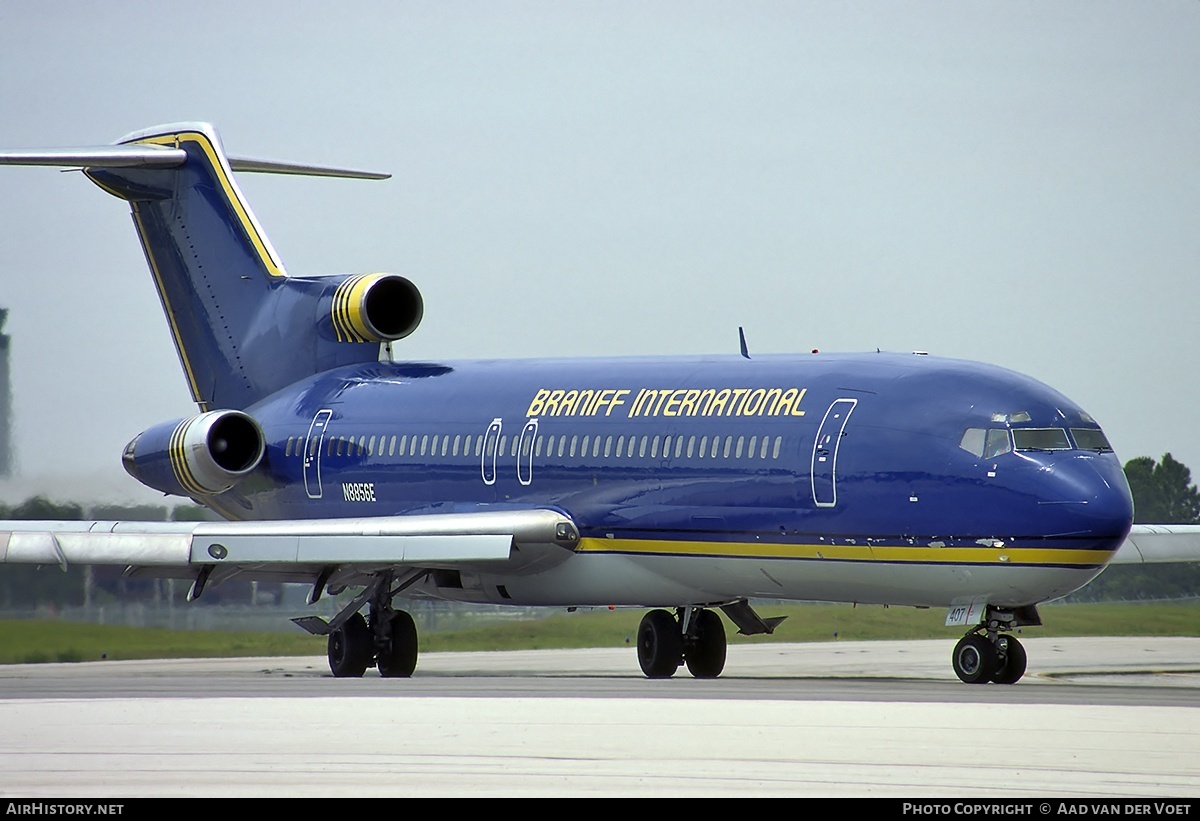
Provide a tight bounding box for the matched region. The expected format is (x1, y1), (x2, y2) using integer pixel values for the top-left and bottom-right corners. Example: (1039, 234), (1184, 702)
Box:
(0, 122), (1195, 685)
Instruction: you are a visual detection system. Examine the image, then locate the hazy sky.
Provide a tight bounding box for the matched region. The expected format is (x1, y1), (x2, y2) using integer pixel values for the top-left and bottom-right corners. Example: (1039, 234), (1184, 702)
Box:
(0, 1), (1197, 504)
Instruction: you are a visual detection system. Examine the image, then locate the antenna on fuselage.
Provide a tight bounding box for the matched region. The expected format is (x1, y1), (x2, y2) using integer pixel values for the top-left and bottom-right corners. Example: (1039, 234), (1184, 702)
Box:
(738, 327), (750, 360)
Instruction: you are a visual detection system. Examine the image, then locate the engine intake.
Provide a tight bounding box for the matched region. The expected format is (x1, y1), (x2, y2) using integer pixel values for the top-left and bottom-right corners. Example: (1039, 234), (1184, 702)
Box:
(331, 273), (423, 343)
(123, 410), (265, 497)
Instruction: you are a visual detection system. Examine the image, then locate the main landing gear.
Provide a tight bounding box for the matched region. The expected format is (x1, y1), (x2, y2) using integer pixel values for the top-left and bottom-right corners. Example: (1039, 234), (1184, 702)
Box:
(951, 606), (1036, 684)
(637, 607), (728, 679)
(293, 570), (421, 678)
(326, 608), (419, 678)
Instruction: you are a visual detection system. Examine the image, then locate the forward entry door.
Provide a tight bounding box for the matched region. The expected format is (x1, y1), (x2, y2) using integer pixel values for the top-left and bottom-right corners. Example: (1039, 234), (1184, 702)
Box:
(811, 398), (857, 507)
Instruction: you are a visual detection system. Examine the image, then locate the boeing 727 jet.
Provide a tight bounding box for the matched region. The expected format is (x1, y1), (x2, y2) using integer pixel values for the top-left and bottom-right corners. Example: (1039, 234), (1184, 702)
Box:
(0, 123), (1193, 684)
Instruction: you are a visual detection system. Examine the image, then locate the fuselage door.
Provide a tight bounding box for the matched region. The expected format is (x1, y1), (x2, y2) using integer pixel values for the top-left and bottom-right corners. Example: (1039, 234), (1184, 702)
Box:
(517, 418), (538, 486)
(481, 418), (502, 485)
(303, 409), (333, 499)
(811, 398), (857, 507)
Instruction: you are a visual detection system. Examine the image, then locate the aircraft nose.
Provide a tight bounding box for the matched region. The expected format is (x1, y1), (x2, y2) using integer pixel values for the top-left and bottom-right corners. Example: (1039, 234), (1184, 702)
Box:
(1039, 454), (1134, 544)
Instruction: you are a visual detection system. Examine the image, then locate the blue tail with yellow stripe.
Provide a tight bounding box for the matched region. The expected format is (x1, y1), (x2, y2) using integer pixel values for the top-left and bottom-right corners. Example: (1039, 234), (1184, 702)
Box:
(12, 122), (422, 411)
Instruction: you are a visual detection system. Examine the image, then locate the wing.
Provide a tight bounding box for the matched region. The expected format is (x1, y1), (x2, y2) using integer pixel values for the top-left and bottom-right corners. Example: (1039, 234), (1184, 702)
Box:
(1109, 524), (1200, 564)
(0, 509), (579, 600)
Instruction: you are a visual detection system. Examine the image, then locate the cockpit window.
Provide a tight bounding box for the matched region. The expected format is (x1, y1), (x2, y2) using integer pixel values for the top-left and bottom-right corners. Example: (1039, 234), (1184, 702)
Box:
(1012, 428), (1071, 451)
(984, 429), (1012, 458)
(959, 428), (986, 457)
(960, 428), (1013, 459)
(1071, 428), (1113, 451)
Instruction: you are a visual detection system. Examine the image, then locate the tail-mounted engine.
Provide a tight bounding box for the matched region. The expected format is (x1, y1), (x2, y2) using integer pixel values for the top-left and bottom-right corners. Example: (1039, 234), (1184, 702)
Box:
(329, 273), (423, 344)
(123, 410), (265, 497)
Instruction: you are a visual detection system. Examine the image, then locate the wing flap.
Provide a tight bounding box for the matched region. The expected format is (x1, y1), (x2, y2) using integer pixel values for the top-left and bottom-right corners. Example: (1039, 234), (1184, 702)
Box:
(189, 533), (514, 566)
(0, 509), (577, 573)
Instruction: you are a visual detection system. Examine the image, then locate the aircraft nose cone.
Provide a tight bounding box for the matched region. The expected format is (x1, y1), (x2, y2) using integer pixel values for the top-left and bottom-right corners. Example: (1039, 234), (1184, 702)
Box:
(1041, 454), (1134, 544)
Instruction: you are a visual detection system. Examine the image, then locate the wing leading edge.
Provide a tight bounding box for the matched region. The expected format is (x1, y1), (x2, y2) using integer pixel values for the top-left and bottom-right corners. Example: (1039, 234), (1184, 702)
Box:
(1109, 524), (1200, 565)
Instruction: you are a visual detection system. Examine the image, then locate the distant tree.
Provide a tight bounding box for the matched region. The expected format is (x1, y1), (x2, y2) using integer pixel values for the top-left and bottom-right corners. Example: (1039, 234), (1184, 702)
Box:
(1124, 453), (1200, 524)
(1070, 454), (1200, 602)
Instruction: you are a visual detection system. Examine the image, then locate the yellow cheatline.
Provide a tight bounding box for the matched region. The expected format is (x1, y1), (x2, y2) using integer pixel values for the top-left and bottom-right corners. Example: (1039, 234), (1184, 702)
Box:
(575, 537), (1113, 567)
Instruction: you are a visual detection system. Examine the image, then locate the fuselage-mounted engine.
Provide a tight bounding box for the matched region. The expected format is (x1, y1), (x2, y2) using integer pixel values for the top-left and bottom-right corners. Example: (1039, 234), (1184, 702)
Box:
(122, 410), (265, 497)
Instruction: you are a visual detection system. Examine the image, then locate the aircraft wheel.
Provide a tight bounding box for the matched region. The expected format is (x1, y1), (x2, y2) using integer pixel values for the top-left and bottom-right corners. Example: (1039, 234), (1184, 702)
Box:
(378, 611), (419, 678)
(684, 609), (727, 679)
(637, 609), (683, 678)
(328, 612), (373, 678)
(952, 633), (998, 684)
(990, 635), (1027, 685)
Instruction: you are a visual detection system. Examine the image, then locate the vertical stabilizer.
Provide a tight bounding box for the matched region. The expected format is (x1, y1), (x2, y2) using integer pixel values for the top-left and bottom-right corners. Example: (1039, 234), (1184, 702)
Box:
(0, 123), (403, 411)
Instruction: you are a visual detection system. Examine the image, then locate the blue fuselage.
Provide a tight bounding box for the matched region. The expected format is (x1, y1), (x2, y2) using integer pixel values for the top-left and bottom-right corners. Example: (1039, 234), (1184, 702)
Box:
(206, 351), (1133, 609)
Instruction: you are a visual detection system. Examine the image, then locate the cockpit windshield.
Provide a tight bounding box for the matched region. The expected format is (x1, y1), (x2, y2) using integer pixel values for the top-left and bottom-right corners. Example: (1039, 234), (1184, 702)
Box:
(959, 425), (1112, 457)
(1012, 428), (1071, 451)
(1071, 428), (1113, 452)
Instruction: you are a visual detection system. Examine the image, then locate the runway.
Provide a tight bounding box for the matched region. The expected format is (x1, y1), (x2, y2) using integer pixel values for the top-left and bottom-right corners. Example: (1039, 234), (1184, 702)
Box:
(0, 637), (1197, 797)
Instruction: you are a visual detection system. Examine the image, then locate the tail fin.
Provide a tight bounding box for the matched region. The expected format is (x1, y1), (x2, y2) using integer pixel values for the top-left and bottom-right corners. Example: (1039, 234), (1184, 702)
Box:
(0, 123), (399, 411)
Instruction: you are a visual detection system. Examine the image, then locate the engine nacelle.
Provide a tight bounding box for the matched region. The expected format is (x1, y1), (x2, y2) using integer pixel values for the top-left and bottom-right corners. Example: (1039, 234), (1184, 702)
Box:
(330, 273), (423, 343)
(122, 410), (265, 497)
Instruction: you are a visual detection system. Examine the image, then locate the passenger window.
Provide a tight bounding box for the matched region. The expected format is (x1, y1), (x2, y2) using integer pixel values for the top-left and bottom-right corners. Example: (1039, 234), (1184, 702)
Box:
(389, 435), (397, 456)
(736, 436), (744, 458)
(662, 435), (671, 458)
(674, 436), (684, 459)
(604, 436), (613, 458)
(723, 436), (732, 458)
(558, 436), (566, 458)
(368, 435), (376, 456)
(398, 435), (407, 457)
(698, 435), (708, 458)
(773, 436), (782, 459)
(616, 435), (624, 457)
(651, 436), (660, 458)
(441, 436), (449, 457)
(592, 436), (601, 458)
(535, 436), (543, 457)
(570, 435), (578, 457)
(639, 436), (648, 458)
(627, 436), (636, 457)
(748, 436), (757, 459)
(453, 435), (461, 456)
(687, 435), (696, 458)
(421, 435), (429, 456)
(581, 435), (590, 458)
(547, 435), (556, 457)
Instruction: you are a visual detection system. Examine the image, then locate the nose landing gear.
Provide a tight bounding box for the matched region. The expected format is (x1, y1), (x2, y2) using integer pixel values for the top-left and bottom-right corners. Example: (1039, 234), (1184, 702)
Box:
(952, 627), (1028, 684)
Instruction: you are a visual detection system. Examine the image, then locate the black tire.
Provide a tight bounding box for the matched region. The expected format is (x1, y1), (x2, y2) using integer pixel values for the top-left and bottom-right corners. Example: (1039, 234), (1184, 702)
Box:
(378, 611), (419, 678)
(684, 609), (727, 679)
(328, 612), (373, 678)
(637, 609), (683, 678)
(952, 634), (998, 684)
(990, 635), (1027, 685)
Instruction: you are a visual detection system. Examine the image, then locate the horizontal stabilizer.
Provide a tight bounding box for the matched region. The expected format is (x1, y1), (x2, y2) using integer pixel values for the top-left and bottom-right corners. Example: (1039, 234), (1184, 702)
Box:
(228, 156), (390, 180)
(0, 145), (186, 169)
(0, 144), (388, 180)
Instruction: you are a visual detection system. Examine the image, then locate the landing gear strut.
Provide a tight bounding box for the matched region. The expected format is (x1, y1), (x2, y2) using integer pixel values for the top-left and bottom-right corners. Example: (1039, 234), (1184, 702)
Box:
(637, 607), (728, 679)
(319, 571), (421, 678)
(955, 604), (1032, 681)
